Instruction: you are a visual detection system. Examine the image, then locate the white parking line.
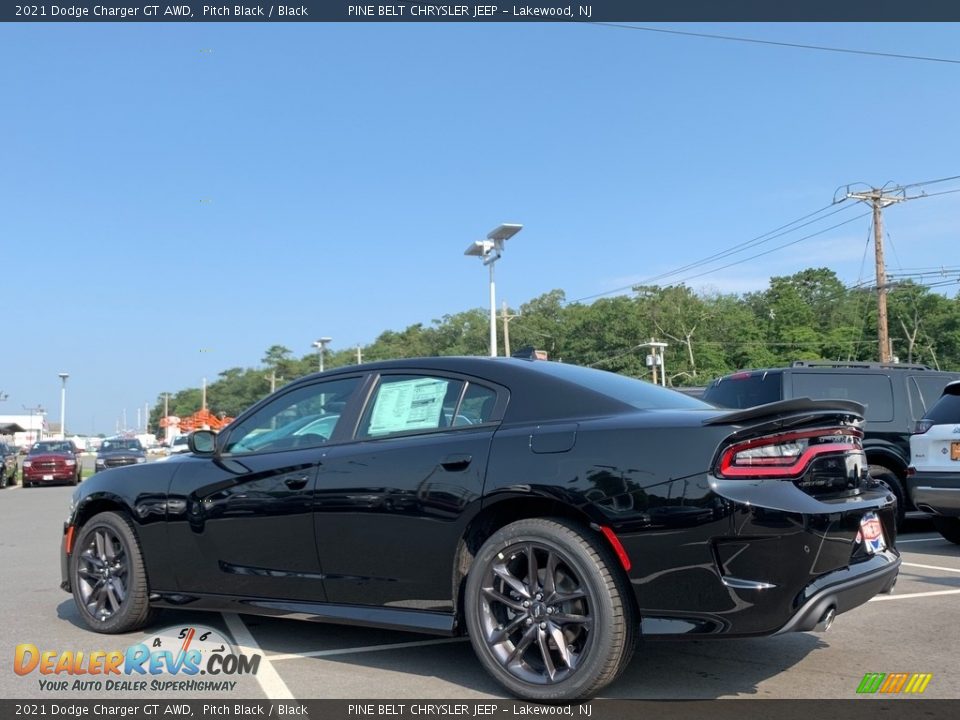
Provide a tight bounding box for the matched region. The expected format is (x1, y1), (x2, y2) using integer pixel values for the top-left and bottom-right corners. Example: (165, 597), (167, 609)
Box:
(222, 612), (295, 699)
(902, 561), (960, 574)
(897, 537), (943, 543)
(268, 637), (468, 662)
(870, 589), (960, 601)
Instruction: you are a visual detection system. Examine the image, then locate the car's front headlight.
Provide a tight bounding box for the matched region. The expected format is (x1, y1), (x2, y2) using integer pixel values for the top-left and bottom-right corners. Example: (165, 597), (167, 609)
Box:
(65, 459), (76, 466)
(22, 461), (31, 468)
(95, 458), (105, 467)
(136, 457), (146, 464)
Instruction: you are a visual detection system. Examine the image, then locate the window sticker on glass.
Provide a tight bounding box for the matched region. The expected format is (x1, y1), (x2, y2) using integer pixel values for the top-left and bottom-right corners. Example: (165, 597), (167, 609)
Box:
(368, 378), (449, 435)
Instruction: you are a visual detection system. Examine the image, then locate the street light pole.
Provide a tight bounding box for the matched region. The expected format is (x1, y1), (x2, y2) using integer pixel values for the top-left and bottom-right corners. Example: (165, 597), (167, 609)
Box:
(464, 223), (523, 357)
(312, 337), (332, 373)
(58, 373), (69, 440)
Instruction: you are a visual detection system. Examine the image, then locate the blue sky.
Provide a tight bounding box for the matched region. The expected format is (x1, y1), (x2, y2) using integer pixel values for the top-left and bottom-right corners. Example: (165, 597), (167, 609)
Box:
(2, 22), (959, 434)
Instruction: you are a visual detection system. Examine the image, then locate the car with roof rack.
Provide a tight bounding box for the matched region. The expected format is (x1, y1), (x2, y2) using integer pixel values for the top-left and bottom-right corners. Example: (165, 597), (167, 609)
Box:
(702, 361), (960, 525)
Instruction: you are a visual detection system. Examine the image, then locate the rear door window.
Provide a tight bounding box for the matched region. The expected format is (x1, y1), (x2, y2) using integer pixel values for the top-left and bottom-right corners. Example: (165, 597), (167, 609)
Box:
(911, 376), (958, 418)
(791, 373), (894, 422)
(703, 373), (782, 409)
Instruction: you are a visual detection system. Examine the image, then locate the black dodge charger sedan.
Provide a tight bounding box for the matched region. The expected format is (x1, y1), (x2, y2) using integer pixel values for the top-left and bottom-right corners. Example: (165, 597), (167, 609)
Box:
(61, 357), (899, 700)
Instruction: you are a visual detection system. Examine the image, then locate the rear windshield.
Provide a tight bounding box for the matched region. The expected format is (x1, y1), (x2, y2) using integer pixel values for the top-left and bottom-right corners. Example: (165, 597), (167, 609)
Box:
(527, 362), (711, 410)
(924, 388), (960, 425)
(703, 372), (782, 409)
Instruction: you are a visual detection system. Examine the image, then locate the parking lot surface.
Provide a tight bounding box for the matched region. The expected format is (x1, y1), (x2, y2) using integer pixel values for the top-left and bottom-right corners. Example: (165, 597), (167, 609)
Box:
(2, 482), (957, 699)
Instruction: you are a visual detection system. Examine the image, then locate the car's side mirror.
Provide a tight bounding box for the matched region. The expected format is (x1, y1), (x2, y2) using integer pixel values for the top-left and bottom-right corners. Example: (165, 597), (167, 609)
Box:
(189, 430), (217, 456)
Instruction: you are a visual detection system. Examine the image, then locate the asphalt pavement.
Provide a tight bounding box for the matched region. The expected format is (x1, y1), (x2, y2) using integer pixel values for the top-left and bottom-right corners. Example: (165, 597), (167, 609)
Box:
(2, 479), (957, 700)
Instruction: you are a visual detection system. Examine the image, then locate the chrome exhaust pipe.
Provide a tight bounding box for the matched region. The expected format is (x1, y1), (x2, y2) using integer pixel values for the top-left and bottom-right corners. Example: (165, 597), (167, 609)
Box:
(814, 607), (836, 632)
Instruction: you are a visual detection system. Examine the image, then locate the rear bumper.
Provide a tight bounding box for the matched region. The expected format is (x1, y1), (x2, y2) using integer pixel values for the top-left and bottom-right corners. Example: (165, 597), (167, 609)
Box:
(908, 471), (960, 516)
(774, 549), (900, 634)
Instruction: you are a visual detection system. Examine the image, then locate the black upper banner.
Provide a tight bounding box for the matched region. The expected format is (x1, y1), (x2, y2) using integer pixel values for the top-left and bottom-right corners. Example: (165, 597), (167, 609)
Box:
(4, 0), (960, 23)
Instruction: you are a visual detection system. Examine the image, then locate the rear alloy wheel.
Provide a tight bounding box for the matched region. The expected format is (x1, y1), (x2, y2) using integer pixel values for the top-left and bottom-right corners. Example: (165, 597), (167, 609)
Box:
(70, 512), (155, 633)
(932, 516), (960, 545)
(465, 518), (636, 701)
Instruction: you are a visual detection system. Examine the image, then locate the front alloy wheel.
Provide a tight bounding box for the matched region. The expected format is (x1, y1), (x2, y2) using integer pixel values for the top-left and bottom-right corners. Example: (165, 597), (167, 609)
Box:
(465, 518), (636, 701)
(71, 512), (155, 633)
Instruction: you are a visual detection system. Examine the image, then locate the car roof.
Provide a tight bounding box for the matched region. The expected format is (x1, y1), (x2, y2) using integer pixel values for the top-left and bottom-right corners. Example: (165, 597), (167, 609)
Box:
(294, 356), (705, 422)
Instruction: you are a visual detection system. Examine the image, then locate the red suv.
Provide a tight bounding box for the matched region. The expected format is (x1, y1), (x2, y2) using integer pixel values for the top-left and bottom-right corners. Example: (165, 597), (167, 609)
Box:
(22, 441), (81, 486)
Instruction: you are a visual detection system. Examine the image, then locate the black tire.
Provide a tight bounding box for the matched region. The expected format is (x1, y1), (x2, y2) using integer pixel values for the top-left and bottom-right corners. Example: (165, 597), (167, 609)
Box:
(869, 465), (905, 528)
(932, 517), (960, 545)
(70, 511), (156, 633)
(464, 518), (637, 701)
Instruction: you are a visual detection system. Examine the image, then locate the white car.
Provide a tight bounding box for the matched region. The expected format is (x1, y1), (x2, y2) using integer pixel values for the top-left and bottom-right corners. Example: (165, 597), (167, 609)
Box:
(168, 435), (191, 454)
(908, 380), (960, 544)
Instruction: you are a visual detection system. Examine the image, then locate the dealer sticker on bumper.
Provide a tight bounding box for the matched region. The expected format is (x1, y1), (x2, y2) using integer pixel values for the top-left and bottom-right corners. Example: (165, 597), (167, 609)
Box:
(857, 512), (887, 554)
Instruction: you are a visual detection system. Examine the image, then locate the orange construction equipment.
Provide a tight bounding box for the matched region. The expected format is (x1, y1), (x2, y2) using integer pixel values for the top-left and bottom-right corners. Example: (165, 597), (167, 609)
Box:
(162, 409), (234, 434)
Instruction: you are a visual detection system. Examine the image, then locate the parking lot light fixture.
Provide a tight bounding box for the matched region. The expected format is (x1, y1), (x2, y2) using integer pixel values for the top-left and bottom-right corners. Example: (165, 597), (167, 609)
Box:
(313, 337), (333, 373)
(58, 373), (69, 440)
(464, 223), (523, 357)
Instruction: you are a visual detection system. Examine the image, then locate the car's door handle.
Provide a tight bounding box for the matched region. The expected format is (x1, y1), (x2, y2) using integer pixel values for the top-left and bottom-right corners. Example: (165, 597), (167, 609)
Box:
(284, 476), (310, 490)
(440, 454), (472, 472)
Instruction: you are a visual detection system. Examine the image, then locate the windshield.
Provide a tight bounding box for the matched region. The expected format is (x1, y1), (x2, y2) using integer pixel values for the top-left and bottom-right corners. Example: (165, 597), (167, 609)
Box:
(100, 439), (143, 452)
(31, 441), (74, 454)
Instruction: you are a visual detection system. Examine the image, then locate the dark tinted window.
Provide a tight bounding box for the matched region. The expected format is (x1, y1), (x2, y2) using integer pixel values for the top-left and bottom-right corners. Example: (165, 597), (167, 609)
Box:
(452, 383), (498, 427)
(703, 373), (782, 409)
(924, 386), (960, 425)
(791, 373), (894, 422)
(527, 362), (711, 410)
(912, 376), (958, 416)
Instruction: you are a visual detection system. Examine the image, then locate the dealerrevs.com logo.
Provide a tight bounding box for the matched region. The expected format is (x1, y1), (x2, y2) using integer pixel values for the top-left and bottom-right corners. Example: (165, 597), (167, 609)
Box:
(14, 625), (260, 692)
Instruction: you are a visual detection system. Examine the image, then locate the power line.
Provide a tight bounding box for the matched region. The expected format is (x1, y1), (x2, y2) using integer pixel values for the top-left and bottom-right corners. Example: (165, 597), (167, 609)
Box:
(663, 212), (872, 287)
(588, 24), (960, 66)
(568, 202), (861, 304)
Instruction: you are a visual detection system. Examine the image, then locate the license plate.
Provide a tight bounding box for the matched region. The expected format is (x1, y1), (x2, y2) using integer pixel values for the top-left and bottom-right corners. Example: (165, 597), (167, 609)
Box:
(859, 512), (886, 554)
(42, 474), (53, 481)
(952, 442), (960, 461)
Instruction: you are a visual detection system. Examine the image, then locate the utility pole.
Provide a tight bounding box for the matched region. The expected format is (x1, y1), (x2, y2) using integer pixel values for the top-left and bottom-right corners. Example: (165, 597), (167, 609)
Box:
(356, 345), (363, 365)
(846, 187), (906, 363)
(501, 301), (520, 357)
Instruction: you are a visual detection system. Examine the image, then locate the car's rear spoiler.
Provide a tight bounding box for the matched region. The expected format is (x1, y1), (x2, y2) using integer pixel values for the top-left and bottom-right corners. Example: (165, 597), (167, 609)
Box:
(703, 397), (865, 425)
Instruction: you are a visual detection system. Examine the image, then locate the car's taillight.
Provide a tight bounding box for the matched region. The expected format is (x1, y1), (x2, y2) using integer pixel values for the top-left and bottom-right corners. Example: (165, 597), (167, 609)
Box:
(717, 428), (863, 479)
(913, 419), (934, 434)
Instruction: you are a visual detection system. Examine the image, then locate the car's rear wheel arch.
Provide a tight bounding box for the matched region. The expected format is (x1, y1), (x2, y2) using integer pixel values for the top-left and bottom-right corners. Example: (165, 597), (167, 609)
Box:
(452, 496), (636, 634)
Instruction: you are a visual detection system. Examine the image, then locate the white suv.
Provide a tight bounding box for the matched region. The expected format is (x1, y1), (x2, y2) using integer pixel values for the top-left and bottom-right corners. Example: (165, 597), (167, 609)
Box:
(909, 381), (960, 544)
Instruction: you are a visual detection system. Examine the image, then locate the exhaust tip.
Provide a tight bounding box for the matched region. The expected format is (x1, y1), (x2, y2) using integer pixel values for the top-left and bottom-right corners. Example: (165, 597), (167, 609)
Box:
(814, 607), (837, 632)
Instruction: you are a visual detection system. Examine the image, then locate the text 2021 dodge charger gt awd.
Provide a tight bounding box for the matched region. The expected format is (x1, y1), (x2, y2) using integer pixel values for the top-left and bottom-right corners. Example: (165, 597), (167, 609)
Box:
(60, 358), (899, 700)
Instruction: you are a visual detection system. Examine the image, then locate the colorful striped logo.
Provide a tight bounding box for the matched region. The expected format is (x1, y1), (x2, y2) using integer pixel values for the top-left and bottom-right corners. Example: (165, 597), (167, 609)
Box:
(857, 672), (933, 694)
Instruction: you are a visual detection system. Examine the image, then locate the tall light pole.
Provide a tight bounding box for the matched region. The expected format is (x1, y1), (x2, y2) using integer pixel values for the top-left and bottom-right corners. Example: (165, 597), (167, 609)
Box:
(464, 223), (523, 357)
(58, 373), (69, 439)
(312, 337), (332, 372)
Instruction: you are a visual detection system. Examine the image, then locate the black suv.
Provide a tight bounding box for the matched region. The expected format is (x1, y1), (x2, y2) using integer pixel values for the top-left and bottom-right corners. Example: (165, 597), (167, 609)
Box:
(703, 361), (960, 523)
(94, 437), (146, 473)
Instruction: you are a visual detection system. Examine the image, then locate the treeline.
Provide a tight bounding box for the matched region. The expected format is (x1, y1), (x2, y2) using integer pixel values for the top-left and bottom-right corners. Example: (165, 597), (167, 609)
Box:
(149, 267), (960, 427)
